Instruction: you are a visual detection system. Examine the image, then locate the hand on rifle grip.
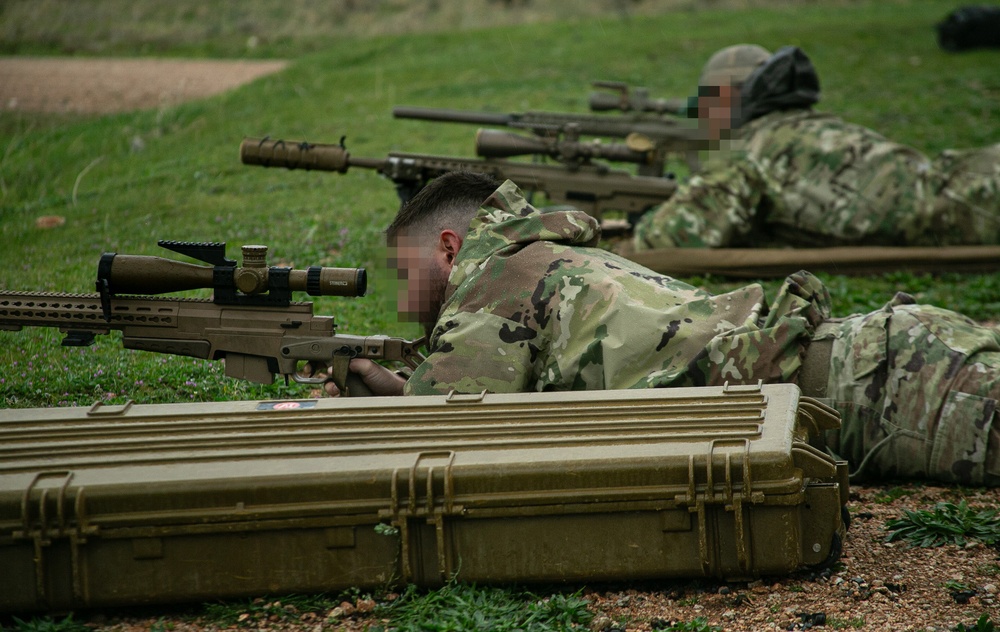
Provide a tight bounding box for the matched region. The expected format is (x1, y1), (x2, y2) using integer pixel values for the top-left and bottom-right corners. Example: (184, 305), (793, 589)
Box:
(326, 359), (406, 397)
(344, 373), (373, 397)
(299, 358), (406, 397)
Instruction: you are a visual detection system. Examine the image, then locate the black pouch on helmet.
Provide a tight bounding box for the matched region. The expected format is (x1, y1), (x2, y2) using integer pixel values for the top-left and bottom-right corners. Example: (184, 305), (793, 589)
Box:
(936, 5), (1000, 51)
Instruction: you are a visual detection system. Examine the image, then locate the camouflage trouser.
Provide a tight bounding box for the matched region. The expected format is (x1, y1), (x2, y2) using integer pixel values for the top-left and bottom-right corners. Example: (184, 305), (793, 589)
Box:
(930, 143), (1000, 243)
(810, 292), (1000, 486)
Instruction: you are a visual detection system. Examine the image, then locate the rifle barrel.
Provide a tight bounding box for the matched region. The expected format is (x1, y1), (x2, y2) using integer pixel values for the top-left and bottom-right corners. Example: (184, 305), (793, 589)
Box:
(393, 106), (513, 127)
(240, 135), (677, 216)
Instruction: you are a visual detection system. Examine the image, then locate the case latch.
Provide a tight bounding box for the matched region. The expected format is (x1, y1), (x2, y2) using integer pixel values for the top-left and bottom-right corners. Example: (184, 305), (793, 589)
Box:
(380, 451), (464, 583)
(674, 439), (760, 575)
(17, 471), (91, 607)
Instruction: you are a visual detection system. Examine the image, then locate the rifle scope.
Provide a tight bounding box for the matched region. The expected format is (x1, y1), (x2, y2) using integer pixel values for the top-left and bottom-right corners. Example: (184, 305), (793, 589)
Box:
(589, 82), (687, 116)
(475, 128), (655, 165)
(98, 242), (366, 299)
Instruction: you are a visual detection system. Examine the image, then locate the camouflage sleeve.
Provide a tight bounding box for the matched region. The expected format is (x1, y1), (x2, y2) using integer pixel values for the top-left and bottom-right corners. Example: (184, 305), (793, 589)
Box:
(633, 160), (768, 250)
(403, 311), (537, 395)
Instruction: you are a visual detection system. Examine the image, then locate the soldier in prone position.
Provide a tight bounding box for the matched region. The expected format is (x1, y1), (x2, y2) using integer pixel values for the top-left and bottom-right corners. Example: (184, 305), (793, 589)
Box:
(632, 44), (1000, 249)
(324, 170), (1000, 488)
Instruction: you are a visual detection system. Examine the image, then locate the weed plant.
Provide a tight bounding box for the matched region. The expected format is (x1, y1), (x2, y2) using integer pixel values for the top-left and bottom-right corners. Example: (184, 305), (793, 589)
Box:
(884, 500), (1000, 547)
(955, 614), (997, 632)
(5, 615), (89, 632)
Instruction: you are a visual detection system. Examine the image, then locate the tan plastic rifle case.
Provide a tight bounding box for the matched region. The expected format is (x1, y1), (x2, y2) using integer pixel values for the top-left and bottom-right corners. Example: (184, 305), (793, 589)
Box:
(0, 383), (848, 613)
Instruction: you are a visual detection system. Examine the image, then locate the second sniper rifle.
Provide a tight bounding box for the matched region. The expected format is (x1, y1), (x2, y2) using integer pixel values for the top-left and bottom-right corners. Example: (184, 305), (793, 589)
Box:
(392, 98), (706, 177)
(0, 241), (425, 397)
(239, 136), (678, 230)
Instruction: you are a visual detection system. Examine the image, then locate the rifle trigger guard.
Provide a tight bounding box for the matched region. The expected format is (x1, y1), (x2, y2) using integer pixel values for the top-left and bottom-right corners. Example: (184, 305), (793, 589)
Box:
(290, 373), (327, 385)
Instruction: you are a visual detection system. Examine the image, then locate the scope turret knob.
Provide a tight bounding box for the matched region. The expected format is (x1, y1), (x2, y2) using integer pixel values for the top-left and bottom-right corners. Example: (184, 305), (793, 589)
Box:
(235, 245), (269, 294)
(242, 245), (268, 267)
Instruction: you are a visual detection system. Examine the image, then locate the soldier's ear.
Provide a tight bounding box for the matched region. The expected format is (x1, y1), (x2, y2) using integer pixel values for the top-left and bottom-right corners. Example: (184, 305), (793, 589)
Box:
(437, 229), (463, 266)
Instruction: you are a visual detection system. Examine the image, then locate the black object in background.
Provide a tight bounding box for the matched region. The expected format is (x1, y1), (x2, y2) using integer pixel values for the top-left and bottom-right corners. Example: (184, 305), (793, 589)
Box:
(936, 5), (1000, 51)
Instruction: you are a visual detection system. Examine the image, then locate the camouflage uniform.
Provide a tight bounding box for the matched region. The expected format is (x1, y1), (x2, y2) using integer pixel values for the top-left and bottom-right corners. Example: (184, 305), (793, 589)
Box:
(818, 296), (1000, 486)
(407, 180), (1000, 486)
(633, 109), (1000, 249)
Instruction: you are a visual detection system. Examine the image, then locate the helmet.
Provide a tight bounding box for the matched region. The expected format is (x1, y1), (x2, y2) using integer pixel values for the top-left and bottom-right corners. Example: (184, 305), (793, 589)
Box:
(698, 44), (771, 88)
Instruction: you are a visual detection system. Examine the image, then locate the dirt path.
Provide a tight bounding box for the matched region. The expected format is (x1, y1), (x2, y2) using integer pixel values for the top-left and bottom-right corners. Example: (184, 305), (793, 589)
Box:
(0, 57), (288, 114)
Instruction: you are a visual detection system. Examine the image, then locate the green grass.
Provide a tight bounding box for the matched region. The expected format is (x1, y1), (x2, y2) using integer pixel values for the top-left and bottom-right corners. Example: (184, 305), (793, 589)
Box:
(884, 500), (1000, 547)
(827, 616), (866, 630)
(2, 0), (999, 410)
(944, 579), (974, 593)
(5, 585), (590, 632)
(372, 583), (592, 632)
(873, 485), (919, 505)
(5, 615), (89, 632)
(0, 0), (778, 59)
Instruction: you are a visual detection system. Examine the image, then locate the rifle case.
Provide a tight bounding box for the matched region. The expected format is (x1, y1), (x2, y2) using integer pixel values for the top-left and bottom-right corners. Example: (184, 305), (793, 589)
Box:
(623, 244), (1000, 278)
(0, 383), (848, 613)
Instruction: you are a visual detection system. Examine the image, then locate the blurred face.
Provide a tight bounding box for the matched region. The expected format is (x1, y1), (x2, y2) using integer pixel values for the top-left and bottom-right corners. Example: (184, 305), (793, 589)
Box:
(697, 84), (740, 140)
(388, 234), (451, 326)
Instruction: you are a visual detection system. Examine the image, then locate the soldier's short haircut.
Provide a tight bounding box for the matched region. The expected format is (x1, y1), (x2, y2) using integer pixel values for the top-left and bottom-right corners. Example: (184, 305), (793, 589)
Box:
(385, 171), (501, 244)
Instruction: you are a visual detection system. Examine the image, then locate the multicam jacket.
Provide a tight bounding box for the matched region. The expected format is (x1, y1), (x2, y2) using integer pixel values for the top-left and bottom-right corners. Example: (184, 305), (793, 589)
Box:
(403, 180), (829, 396)
(633, 108), (1000, 250)
(401, 181), (1000, 486)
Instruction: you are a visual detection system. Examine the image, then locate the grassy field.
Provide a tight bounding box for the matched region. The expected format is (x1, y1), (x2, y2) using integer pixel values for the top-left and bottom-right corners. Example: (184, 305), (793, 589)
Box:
(2, 0), (1000, 409)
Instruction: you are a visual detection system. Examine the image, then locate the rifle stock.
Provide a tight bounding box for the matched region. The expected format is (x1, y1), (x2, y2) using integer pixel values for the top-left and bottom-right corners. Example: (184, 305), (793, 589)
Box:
(0, 291), (423, 396)
(240, 137), (677, 224)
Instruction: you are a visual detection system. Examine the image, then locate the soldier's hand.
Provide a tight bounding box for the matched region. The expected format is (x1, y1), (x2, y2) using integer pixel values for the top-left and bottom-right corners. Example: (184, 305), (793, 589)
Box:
(300, 362), (326, 380)
(323, 359), (406, 397)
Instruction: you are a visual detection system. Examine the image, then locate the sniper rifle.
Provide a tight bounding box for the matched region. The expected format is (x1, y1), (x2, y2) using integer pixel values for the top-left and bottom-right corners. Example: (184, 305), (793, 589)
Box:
(0, 240), (425, 397)
(239, 136), (678, 231)
(392, 102), (706, 176)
